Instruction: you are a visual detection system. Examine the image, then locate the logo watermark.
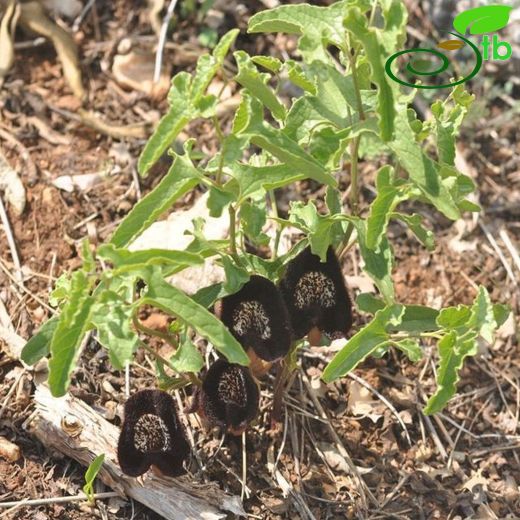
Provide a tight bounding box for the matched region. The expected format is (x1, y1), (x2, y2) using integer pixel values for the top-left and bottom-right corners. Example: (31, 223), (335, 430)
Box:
(385, 5), (513, 89)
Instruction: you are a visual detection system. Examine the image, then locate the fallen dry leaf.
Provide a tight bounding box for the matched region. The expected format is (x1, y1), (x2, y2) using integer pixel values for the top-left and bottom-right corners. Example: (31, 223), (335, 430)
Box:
(0, 150), (26, 215)
(19, 1), (85, 100)
(112, 49), (171, 98)
(347, 380), (385, 423)
(0, 436), (21, 462)
(0, 0), (20, 86)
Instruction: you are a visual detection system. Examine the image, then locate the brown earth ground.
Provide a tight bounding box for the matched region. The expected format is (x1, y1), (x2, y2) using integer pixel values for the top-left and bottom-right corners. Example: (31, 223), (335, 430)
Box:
(0, 1), (519, 519)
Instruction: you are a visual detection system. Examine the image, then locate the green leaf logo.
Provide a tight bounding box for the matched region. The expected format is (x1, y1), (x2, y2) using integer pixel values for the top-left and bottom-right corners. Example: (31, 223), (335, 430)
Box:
(453, 5), (512, 35)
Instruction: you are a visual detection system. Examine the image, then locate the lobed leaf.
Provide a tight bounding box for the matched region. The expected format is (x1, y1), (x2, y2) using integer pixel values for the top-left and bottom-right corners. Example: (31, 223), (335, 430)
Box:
(423, 332), (477, 415)
(110, 154), (201, 248)
(344, 8), (396, 142)
(48, 271), (95, 397)
(322, 304), (405, 382)
(234, 51), (286, 121)
(91, 291), (139, 369)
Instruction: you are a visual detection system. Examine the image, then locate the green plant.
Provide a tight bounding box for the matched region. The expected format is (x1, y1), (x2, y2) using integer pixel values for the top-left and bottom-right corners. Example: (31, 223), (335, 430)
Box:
(83, 454), (105, 504)
(22, 1), (509, 420)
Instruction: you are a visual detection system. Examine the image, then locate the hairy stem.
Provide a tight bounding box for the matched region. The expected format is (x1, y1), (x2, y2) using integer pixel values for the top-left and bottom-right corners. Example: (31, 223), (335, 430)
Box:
(269, 189), (282, 259)
(229, 204), (239, 260)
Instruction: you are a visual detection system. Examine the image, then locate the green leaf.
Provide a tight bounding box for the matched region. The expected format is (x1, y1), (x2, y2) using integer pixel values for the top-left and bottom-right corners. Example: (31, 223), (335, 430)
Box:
(234, 51), (286, 121)
(423, 331), (477, 415)
(431, 86), (474, 165)
(379, 0), (408, 54)
(453, 5), (512, 35)
(356, 293), (385, 314)
(353, 219), (395, 303)
(322, 304), (405, 382)
(345, 8), (395, 141)
(390, 305), (440, 333)
(366, 166), (407, 249)
(247, 1), (352, 62)
(392, 338), (423, 362)
(392, 213), (435, 250)
(140, 268), (249, 365)
(48, 271), (95, 397)
(221, 256), (250, 294)
(207, 186), (234, 217)
(91, 291), (139, 369)
(191, 283), (224, 309)
(80, 239), (95, 273)
(83, 454), (105, 504)
(390, 110), (460, 220)
(240, 199), (269, 246)
(468, 286), (496, 343)
(426, 286), (503, 414)
(138, 29), (239, 175)
(236, 96), (335, 187)
(97, 244), (203, 273)
(110, 154), (201, 248)
(232, 163), (306, 201)
(49, 273), (72, 308)
(493, 303), (511, 329)
(170, 337), (204, 373)
(288, 201), (337, 261)
(21, 317), (59, 366)
(138, 73), (194, 176)
(437, 305), (472, 331)
(251, 55), (283, 73)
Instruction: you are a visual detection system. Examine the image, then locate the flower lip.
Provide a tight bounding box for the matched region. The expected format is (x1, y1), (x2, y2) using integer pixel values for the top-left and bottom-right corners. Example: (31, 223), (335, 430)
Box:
(117, 389), (190, 477)
(219, 275), (292, 362)
(198, 359), (259, 435)
(278, 245), (352, 341)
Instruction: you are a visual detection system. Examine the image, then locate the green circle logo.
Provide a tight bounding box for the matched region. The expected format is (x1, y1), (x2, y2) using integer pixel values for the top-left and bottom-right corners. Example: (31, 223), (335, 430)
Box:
(385, 32), (482, 89)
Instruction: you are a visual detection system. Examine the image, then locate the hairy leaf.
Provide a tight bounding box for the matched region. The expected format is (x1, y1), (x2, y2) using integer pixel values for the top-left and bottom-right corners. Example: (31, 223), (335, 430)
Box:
(423, 331), (477, 415)
(345, 8), (395, 141)
(234, 51), (286, 121)
(21, 317), (59, 366)
(91, 291), (139, 369)
(98, 244), (203, 273)
(170, 337), (204, 373)
(110, 154), (201, 248)
(48, 271), (95, 397)
(140, 268), (249, 365)
(322, 304), (405, 382)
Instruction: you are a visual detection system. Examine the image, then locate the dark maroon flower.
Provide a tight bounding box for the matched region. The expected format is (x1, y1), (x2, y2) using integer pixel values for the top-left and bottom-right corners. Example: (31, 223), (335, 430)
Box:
(218, 275), (292, 365)
(279, 246), (352, 342)
(117, 389), (190, 477)
(196, 359), (259, 435)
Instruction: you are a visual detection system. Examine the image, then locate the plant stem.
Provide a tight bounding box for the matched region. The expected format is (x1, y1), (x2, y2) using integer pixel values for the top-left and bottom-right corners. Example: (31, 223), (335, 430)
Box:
(229, 204), (239, 260)
(349, 52), (365, 122)
(349, 136), (361, 216)
(269, 189), (282, 259)
(271, 359), (289, 424)
(271, 341), (299, 424)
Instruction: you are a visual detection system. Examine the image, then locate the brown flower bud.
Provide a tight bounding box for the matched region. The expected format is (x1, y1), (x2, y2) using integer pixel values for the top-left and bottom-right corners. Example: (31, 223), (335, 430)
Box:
(197, 359), (259, 436)
(219, 276), (292, 364)
(279, 246), (352, 342)
(117, 389), (190, 477)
